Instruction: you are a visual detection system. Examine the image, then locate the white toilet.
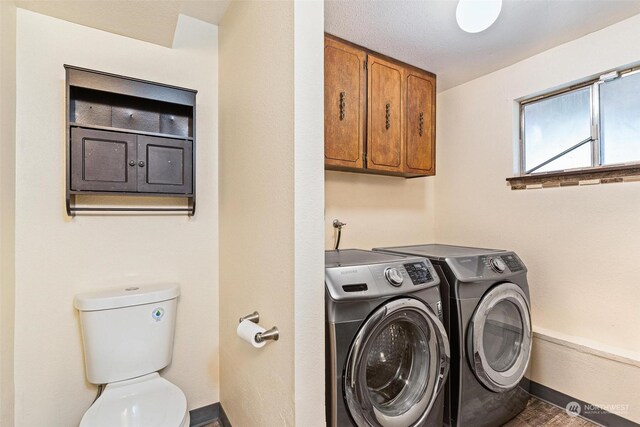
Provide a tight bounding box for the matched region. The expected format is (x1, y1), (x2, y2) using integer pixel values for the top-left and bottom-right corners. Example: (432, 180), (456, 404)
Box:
(74, 283), (189, 427)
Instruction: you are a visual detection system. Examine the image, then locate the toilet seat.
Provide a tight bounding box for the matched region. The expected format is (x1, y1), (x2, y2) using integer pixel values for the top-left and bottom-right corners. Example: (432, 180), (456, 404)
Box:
(80, 372), (189, 427)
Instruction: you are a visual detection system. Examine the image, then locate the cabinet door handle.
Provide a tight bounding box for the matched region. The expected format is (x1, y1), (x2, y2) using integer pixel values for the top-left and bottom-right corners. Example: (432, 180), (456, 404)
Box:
(419, 112), (424, 137)
(385, 103), (391, 130)
(339, 91), (346, 121)
(129, 160), (136, 166)
(138, 161), (145, 167)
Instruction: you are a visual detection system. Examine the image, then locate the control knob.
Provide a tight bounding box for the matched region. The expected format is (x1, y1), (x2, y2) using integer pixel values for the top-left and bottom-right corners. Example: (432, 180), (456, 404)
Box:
(384, 267), (404, 287)
(490, 257), (507, 273)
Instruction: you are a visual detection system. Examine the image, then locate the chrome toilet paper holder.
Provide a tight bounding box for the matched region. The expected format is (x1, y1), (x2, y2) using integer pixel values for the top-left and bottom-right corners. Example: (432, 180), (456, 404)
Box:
(239, 311), (279, 343)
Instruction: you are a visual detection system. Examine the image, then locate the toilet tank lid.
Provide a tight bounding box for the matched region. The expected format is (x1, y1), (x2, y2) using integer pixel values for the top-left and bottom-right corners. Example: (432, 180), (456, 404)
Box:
(74, 283), (180, 311)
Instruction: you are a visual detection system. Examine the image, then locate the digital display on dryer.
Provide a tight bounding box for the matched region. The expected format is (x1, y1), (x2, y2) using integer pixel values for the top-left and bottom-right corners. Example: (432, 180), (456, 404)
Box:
(403, 262), (433, 285)
(502, 254), (524, 272)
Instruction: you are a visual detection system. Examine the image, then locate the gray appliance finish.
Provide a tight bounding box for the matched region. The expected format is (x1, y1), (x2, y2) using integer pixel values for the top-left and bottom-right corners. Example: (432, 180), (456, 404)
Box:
(325, 249), (450, 427)
(375, 244), (531, 427)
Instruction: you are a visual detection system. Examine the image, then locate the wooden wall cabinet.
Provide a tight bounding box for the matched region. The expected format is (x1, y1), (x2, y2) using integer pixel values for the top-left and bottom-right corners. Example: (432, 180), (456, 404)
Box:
(324, 37), (366, 169)
(324, 35), (436, 178)
(367, 54), (403, 173)
(404, 69), (436, 175)
(65, 65), (197, 215)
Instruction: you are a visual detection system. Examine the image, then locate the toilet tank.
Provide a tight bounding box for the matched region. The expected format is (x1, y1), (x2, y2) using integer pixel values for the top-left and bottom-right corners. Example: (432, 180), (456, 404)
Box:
(74, 283), (180, 384)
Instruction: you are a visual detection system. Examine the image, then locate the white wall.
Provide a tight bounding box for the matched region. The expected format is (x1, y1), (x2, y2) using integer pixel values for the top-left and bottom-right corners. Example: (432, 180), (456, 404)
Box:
(0, 2), (17, 426)
(293, 1), (326, 424)
(219, 0), (325, 424)
(435, 13), (640, 422)
(14, 10), (219, 426)
(324, 171), (436, 249)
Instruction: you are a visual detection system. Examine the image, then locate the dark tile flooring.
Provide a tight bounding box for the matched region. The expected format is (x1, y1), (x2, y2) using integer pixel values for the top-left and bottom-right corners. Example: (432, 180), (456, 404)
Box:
(198, 397), (599, 427)
(504, 397), (599, 426)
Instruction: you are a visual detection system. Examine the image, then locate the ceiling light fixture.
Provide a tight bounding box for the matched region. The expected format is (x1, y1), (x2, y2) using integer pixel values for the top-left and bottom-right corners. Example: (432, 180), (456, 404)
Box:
(456, 0), (503, 33)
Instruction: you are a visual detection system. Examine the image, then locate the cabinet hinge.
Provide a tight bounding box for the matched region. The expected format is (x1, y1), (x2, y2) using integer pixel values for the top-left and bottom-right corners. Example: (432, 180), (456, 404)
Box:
(364, 60), (368, 71)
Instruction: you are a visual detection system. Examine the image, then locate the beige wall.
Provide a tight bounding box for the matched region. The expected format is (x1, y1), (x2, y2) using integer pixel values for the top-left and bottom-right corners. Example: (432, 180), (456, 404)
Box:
(529, 335), (640, 422)
(14, 10), (219, 426)
(1, 2), (17, 427)
(324, 171), (436, 249)
(435, 13), (640, 422)
(219, 0), (325, 424)
(219, 1), (295, 425)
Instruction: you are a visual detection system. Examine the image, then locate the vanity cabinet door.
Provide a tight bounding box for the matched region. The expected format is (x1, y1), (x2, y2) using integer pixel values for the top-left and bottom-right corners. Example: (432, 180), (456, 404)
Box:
(367, 54), (403, 173)
(70, 127), (137, 192)
(136, 135), (193, 194)
(324, 37), (366, 169)
(404, 71), (436, 175)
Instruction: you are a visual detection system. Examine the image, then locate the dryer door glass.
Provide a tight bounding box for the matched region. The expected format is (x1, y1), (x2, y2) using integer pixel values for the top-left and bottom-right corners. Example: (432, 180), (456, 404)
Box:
(344, 298), (450, 427)
(469, 283), (532, 393)
(483, 300), (523, 372)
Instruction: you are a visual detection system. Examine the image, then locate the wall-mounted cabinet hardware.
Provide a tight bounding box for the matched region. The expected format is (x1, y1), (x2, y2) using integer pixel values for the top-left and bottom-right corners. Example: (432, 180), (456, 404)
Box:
(65, 65), (197, 215)
(324, 35), (436, 178)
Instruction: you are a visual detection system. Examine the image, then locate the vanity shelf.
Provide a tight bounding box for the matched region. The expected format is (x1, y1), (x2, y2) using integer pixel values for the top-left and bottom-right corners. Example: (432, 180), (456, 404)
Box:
(65, 65), (197, 216)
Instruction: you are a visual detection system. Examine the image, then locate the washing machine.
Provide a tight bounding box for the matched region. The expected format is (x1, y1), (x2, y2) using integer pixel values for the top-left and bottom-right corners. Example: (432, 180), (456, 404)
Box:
(375, 245), (531, 427)
(325, 249), (450, 427)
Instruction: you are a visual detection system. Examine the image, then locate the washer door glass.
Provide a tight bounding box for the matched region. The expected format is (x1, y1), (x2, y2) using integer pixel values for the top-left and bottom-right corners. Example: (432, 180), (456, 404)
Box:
(345, 298), (450, 427)
(469, 283), (532, 392)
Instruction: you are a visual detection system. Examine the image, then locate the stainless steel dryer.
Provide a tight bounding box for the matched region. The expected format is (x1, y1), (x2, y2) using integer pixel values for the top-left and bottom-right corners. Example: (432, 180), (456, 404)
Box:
(325, 249), (450, 427)
(375, 245), (531, 427)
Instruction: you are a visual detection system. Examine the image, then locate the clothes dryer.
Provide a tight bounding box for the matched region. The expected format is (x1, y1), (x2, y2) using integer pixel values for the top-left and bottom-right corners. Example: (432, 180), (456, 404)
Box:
(375, 245), (531, 427)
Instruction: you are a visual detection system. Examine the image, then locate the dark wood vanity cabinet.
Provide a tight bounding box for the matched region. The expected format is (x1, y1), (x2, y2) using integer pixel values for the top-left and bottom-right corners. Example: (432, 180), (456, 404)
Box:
(71, 128), (192, 194)
(65, 65), (197, 215)
(136, 135), (192, 194)
(70, 128), (138, 192)
(324, 35), (436, 178)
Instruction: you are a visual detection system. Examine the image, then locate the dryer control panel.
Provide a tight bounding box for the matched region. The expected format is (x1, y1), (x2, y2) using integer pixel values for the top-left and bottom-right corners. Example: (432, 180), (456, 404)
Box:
(448, 252), (526, 282)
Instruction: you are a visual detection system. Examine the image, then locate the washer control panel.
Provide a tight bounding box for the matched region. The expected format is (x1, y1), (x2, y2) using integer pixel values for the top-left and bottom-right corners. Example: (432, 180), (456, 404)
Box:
(325, 256), (440, 301)
(404, 262), (433, 284)
(384, 267), (404, 286)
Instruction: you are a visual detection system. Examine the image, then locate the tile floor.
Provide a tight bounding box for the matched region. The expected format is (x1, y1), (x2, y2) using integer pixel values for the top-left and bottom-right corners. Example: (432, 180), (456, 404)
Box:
(504, 397), (598, 426)
(198, 397), (599, 427)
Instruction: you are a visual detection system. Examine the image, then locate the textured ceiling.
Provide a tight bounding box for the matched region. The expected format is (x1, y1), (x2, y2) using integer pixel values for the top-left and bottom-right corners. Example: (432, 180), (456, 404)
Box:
(15, 0), (640, 88)
(325, 0), (640, 91)
(15, 0), (230, 47)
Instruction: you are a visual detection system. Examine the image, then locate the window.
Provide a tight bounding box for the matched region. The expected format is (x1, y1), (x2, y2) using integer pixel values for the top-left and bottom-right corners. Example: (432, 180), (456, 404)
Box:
(519, 67), (640, 178)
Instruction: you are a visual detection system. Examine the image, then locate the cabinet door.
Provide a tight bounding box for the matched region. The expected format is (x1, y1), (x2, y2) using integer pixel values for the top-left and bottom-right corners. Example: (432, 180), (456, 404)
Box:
(71, 127), (137, 192)
(367, 55), (403, 172)
(137, 135), (193, 194)
(324, 37), (366, 169)
(405, 71), (436, 175)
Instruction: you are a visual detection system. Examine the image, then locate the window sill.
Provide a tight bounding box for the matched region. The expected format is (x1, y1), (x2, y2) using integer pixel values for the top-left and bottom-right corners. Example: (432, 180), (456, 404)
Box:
(506, 164), (640, 190)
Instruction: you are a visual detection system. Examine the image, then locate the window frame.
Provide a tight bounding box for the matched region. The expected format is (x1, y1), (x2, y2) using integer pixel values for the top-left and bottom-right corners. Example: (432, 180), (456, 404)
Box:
(509, 65), (640, 189)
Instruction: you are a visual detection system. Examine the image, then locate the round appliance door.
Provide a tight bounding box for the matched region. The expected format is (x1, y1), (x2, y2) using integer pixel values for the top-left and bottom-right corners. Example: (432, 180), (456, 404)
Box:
(468, 282), (532, 392)
(344, 298), (450, 427)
